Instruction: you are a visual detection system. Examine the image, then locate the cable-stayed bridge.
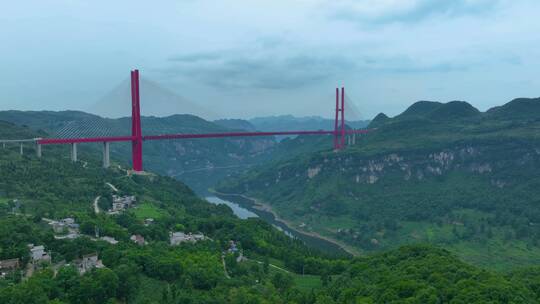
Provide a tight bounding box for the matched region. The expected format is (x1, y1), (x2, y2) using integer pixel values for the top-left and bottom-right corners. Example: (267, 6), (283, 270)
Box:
(3, 70), (370, 172)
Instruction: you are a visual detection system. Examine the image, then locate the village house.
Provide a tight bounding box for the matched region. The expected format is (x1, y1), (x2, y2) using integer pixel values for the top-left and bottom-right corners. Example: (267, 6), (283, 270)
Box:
(0, 259), (20, 278)
(169, 232), (205, 246)
(226, 241), (245, 262)
(62, 218), (80, 232)
(61, 217), (75, 225)
(49, 217), (80, 235)
(130, 234), (146, 246)
(110, 195), (136, 213)
(144, 218), (154, 226)
(228, 240), (239, 253)
(28, 244), (51, 266)
(100, 236), (119, 245)
(74, 253), (104, 274)
(50, 221), (66, 234)
(48, 217), (80, 240)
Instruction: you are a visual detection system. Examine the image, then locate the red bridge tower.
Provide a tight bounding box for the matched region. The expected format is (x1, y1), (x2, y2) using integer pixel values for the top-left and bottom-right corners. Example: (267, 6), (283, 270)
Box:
(131, 70), (143, 171)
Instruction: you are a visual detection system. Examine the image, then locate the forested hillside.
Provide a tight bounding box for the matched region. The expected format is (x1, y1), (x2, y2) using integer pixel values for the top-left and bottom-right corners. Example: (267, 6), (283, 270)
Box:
(324, 245), (540, 303)
(0, 124), (338, 303)
(2, 122), (540, 303)
(217, 97), (540, 270)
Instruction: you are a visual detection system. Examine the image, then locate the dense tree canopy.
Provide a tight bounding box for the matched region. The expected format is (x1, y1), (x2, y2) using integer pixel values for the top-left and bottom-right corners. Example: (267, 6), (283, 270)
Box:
(2, 121), (540, 303)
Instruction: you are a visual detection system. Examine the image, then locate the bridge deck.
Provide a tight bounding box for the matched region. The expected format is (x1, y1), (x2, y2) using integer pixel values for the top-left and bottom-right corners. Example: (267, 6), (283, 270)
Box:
(37, 130), (370, 145)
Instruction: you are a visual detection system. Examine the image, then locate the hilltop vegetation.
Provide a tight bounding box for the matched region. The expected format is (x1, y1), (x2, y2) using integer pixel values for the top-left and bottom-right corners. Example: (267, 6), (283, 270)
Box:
(217, 97), (540, 270)
(0, 120), (43, 139)
(2, 123), (540, 303)
(326, 245), (540, 303)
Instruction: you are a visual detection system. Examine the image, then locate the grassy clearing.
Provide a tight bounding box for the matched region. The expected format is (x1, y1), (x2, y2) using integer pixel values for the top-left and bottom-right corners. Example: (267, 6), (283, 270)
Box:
(268, 257), (286, 269)
(449, 239), (540, 272)
(308, 215), (356, 232)
(267, 263), (323, 291)
(132, 203), (167, 219)
(396, 221), (456, 244)
(293, 274), (322, 291)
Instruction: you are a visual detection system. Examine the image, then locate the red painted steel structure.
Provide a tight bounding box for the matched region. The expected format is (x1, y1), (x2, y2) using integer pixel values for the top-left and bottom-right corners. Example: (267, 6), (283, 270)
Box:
(340, 87), (346, 149)
(334, 88), (339, 149)
(37, 70), (369, 172)
(131, 70), (143, 171)
(333, 86), (347, 150)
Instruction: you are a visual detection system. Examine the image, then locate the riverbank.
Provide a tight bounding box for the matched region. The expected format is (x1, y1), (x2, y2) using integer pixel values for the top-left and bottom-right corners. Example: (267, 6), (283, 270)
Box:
(209, 190), (361, 257)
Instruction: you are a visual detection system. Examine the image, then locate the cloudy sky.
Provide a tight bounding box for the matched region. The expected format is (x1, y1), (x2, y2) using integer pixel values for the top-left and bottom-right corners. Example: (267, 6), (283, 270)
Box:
(1, 0), (539, 119)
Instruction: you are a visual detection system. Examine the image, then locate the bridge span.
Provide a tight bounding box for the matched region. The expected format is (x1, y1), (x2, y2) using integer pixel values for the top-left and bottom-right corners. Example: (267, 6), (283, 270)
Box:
(5, 70), (370, 171)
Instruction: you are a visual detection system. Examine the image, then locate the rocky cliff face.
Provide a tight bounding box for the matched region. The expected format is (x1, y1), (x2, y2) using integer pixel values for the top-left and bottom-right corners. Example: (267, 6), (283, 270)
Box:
(258, 141), (539, 191)
(326, 146), (502, 186)
(217, 138), (540, 232)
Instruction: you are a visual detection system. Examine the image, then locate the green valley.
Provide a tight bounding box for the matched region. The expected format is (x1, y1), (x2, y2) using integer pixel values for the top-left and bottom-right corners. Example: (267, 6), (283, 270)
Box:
(2, 121), (540, 303)
(4, 1), (540, 302)
(217, 98), (540, 270)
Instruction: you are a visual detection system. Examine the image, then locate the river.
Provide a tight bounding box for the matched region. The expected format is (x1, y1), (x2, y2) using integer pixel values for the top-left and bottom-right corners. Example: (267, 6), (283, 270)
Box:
(206, 194), (351, 257)
(205, 196), (258, 219)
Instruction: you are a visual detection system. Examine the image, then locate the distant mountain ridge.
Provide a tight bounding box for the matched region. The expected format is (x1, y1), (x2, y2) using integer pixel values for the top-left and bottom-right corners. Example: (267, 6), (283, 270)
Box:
(391, 100), (481, 122)
(0, 120), (43, 139)
(0, 110), (99, 132)
(213, 119), (257, 131)
(250, 115), (370, 131)
(486, 97), (540, 120)
(370, 97), (540, 129)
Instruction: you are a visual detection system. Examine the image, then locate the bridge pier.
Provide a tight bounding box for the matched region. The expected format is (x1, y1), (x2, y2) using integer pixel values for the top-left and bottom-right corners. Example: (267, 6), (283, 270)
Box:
(36, 143), (42, 158)
(19, 143), (23, 155)
(103, 142), (110, 168)
(71, 143), (77, 162)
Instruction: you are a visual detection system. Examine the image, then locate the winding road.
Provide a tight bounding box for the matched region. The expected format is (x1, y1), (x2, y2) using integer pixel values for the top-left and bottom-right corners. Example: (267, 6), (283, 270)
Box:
(106, 183), (119, 192)
(93, 196), (101, 214)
